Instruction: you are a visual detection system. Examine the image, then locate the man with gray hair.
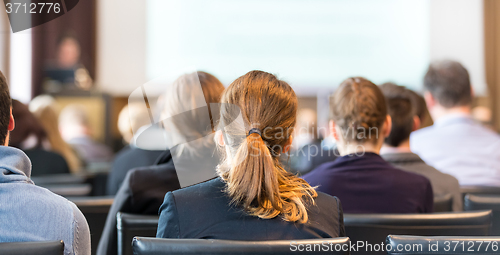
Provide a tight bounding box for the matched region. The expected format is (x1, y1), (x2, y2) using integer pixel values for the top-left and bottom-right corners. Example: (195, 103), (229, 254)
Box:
(411, 60), (500, 186)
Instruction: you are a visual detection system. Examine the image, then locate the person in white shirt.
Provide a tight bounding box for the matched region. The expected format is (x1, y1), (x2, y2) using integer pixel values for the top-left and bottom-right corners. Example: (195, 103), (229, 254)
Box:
(410, 60), (500, 187)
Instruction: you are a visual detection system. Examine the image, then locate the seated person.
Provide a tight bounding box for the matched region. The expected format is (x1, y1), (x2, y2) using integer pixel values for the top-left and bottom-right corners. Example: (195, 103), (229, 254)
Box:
(10, 100), (70, 176)
(29, 95), (82, 173)
(379, 83), (462, 211)
(106, 102), (165, 195)
(289, 109), (339, 175)
(411, 60), (500, 186)
(0, 71), (90, 254)
(157, 70), (345, 240)
(303, 77), (433, 214)
(59, 104), (114, 165)
(97, 71), (224, 255)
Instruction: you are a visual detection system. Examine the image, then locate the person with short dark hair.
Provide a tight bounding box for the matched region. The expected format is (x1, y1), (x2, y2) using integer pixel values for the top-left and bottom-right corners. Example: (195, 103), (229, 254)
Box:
(379, 83), (462, 211)
(303, 77), (433, 213)
(0, 70), (90, 254)
(411, 60), (500, 186)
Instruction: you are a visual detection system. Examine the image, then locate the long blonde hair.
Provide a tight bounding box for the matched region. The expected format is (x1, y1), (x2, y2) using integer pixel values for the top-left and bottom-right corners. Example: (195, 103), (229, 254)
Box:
(29, 96), (82, 173)
(218, 70), (317, 223)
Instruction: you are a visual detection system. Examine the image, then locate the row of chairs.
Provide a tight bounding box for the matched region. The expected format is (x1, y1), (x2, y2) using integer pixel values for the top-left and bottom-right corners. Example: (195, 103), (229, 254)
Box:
(68, 190), (500, 255)
(5, 235), (500, 255)
(132, 235), (500, 255)
(117, 210), (493, 255)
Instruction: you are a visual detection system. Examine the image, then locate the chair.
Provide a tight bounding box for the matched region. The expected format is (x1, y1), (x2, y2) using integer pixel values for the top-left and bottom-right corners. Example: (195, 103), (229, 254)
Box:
(461, 186), (500, 199)
(132, 237), (351, 255)
(117, 213), (159, 255)
(465, 194), (500, 235)
(32, 173), (109, 196)
(386, 235), (500, 255)
(344, 210), (492, 255)
(434, 194), (453, 212)
(43, 184), (93, 197)
(0, 241), (63, 255)
(70, 196), (114, 255)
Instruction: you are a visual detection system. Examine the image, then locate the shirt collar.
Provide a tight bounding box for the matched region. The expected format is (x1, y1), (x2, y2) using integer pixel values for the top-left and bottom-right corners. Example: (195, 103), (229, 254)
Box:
(433, 113), (473, 128)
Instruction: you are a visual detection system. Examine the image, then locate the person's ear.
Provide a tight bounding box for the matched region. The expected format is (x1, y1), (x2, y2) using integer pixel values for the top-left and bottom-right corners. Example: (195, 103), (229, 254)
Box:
(329, 120), (340, 141)
(470, 85), (475, 99)
(412, 115), (421, 131)
(8, 107), (14, 131)
(214, 130), (225, 146)
(383, 115), (392, 138)
(424, 91), (435, 109)
(282, 135), (293, 154)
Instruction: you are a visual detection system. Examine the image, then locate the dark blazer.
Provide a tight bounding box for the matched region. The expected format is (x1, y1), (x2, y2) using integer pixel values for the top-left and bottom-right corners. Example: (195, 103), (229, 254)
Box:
(303, 152), (434, 214)
(290, 140), (339, 175)
(381, 152), (462, 211)
(157, 177), (346, 240)
(106, 145), (165, 195)
(97, 150), (181, 255)
(24, 148), (70, 176)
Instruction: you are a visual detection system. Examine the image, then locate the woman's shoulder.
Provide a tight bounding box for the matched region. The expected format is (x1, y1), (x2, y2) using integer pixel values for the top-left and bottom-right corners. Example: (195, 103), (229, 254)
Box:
(171, 177), (225, 199)
(314, 191), (341, 210)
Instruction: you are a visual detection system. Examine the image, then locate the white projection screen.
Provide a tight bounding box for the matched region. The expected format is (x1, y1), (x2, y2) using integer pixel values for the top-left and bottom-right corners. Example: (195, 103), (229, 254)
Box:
(147, 0), (430, 95)
(96, 0), (485, 96)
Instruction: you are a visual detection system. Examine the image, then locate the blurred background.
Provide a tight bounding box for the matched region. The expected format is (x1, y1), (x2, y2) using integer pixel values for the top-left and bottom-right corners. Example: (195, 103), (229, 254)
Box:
(1, 1), (500, 253)
(0, 0), (498, 175)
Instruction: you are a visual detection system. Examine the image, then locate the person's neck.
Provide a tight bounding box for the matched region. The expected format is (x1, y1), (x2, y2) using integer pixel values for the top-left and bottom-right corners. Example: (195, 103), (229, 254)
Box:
(430, 105), (471, 122)
(338, 141), (381, 156)
(381, 139), (412, 154)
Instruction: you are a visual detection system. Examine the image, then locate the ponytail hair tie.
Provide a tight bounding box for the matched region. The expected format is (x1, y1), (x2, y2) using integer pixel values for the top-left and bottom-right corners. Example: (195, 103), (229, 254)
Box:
(247, 128), (262, 137)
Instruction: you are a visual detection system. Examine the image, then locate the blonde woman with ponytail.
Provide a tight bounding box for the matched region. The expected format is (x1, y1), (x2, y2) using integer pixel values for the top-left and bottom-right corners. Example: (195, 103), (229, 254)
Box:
(157, 70), (345, 240)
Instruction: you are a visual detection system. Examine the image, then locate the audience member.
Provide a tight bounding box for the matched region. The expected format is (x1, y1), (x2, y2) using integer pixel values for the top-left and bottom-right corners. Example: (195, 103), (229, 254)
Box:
(156, 70), (345, 240)
(97, 71), (224, 255)
(106, 102), (164, 195)
(0, 71), (90, 254)
(10, 100), (70, 176)
(411, 60), (500, 186)
(289, 109), (339, 174)
(29, 95), (82, 173)
(303, 77), (433, 213)
(59, 104), (114, 165)
(379, 83), (462, 211)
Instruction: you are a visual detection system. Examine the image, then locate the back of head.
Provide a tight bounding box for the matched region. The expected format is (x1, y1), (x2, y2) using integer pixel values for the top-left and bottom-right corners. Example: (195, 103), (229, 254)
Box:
(218, 70), (317, 223)
(330, 77), (387, 144)
(29, 95), (82, 173)
(0, 71), (11, 145)
(10, 100), (46, 149)
(379, 83), (414, 147)
(160, 71), (224, 156)
(424, 60), (472, 108)
(118, 102), (152, 144)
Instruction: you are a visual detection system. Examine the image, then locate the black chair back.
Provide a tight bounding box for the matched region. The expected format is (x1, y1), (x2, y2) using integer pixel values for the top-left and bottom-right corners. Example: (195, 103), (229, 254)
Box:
(70, 196), (114, 255)
(0, 241), (63, 255)
(461, 186), (500, 199)
(345, 211), (492, 255)
(132, 237), (351, 255)
(433, 194), (453, 212)
(465, 194), (500, 235)
(386, 235), (500, 255)
(117, 213), (159, 255)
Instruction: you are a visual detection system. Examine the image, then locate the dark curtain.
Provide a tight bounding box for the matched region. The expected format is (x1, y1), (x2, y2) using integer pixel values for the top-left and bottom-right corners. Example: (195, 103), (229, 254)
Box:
(31, 0), (96, 98)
